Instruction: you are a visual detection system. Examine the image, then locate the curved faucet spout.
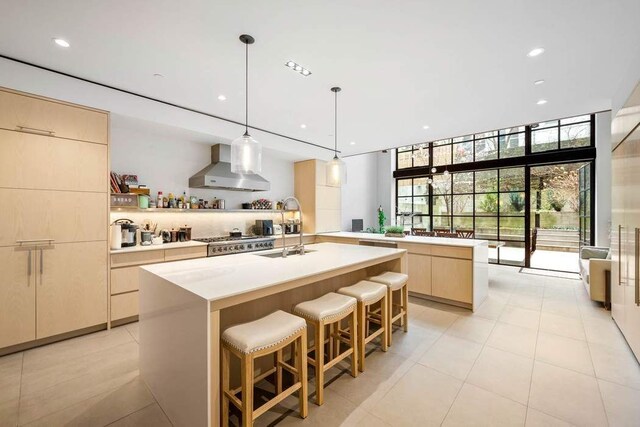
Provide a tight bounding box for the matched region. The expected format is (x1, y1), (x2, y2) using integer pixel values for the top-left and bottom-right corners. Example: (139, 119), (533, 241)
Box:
(281, 196), (304, 256)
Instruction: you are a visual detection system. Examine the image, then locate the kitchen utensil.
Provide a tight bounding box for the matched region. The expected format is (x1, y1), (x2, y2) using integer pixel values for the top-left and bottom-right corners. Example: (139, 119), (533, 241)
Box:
(180, 226), (192, 241)
(229, 228), (242, 238)
(255, 220), (274, 236)
(170, 229), (179, 242)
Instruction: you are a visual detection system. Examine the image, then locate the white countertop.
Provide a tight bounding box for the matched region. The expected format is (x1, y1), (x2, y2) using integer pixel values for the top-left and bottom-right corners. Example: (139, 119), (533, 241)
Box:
(320, 231), (488, 247)
(141, 242), (405, 302)
(110, 240), (208, 255)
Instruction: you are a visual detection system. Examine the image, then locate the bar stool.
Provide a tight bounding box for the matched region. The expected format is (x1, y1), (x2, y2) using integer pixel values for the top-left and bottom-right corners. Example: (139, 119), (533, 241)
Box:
(221, 310), (308, 427)
(337, 280), (388, 372)
(293, 292), (358, 405)
(368, 272), (409, 346)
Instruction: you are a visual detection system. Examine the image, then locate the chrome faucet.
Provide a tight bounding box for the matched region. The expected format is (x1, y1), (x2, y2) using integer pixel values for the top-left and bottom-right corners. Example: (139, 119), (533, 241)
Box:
(281, 196), (304, 257)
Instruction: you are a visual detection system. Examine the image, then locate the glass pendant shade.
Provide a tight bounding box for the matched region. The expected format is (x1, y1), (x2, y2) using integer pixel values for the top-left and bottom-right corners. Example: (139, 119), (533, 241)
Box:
(231, 133), (262, 174)
(326, 155), (347, 187)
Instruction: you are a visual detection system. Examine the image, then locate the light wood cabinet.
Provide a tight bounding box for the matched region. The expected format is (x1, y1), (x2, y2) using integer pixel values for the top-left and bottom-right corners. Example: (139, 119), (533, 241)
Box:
(407, 253), (432, 295)
(164, 246), (208, 262)
(0, 88), (108, 145)
(111, 292), (139, 322)
(0, 129), (108, 192)
(0, 188), (107, 246)
(0, 246), (36, 348)
(431, 257), (473, 303)
(294, 159), (341, 234)
(36, 242), (108, 339)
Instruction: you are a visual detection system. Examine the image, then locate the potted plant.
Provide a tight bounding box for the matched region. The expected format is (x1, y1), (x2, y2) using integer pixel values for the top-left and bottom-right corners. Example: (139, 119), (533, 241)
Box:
(377, 206), (386, 234)
(385, 225), (406, 238)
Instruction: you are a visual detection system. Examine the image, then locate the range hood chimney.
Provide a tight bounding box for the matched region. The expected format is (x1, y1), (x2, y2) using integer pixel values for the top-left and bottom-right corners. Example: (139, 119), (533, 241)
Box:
(189, 144), (270, 191)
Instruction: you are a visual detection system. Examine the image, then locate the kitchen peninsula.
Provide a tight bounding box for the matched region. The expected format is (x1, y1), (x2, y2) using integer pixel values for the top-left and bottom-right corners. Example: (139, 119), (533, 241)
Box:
(138, 242), (406, 426)
(316, 232), (489, 311)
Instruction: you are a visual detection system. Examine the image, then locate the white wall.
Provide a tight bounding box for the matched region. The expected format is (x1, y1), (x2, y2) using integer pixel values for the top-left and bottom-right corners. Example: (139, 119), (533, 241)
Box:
(595, 111), (612, 247)
(110, 118), (295, 210)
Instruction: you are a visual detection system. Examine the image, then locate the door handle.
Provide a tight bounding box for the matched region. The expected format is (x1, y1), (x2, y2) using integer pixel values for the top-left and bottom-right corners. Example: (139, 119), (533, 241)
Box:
(16, 238), (55, 244)
(40, 248), (43, 275)
(619, 225), (624, 286)
(636, 228), (639, 306)
(15, 125), (55, 136)
(27, 249), (32, 277)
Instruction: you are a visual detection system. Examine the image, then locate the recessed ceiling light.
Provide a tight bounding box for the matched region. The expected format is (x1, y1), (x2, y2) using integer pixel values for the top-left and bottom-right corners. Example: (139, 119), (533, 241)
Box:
(350, 141), (356, 145)
(422, 125), (430, 130)
(527, 47), (545, 57)
(300, 124), (307, 129)
(286, 61), (296, 67)
(53, 38), (70, 48)
(217, 94), (226, 101)
(537, 99), (548, 105)
(284, 60), (312, 77)
(534, 79), (545, 85)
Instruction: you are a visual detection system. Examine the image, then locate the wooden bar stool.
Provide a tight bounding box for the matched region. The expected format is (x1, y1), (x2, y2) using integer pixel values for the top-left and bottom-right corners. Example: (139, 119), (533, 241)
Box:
(368, 272), (409, 346)
(293, 292), (358, 405)
(221, 310), (308, 427)
(337, 280), (388, 372)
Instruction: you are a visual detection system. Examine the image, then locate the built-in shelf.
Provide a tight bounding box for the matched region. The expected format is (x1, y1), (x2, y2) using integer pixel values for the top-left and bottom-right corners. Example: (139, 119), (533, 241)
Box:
(109, 207), (293, 214)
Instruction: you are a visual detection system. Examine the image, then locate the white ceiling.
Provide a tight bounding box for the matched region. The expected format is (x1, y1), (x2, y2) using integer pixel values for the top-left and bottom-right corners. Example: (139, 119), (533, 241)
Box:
(0, 0), (639, 160)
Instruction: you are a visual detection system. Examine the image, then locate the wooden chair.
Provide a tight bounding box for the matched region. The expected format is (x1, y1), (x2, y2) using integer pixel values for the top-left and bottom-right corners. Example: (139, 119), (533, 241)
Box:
(456, 229), (475, 239)
(337, 280), (388, 372)
(368, 272), (409, 346)
(433, 227), (452, 237)
(293, 292), (358, 406)
(412, 228), (435, 237)
(222, 310), (308, 427)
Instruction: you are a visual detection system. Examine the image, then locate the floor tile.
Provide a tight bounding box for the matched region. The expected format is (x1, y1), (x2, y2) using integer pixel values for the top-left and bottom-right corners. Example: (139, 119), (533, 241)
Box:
(371, 364), (462, 426)
(582, 315), (630, 352)
(541, 298), (581, 319)
(486, 322), (538, 358)
(107, 403), (171, 427)
(498, 306), (541, 330)
(529, 361), (607, 426)
(418, 335), (482, 380)
(0, 398), (19, 427)
(445, 316), (495, 344)
(442, 383), (526, 426)
(0, 352), (23, 402)
(598, 379), (640, 427)
(124, 322), (139, 343)
(473, 297), (506, 320)
(508, 293), (543, 311)
(387, 324), (441, 361)
(589, 341), (640, 390)
(411, 306), (459, 333)
(539, 312), (586, 341)
(535, 332), (594, 376)
(348, 412), (390, 426)
(466, 346), (534, 405)
(525, 408), (573, 427)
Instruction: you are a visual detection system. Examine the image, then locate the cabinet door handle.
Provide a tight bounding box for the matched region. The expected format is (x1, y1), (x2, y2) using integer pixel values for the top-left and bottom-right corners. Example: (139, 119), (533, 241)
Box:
(636, 228), (639, 306)
(16, 125), (55, 136)
(40, 248), (43, 275)
(28, 249), (32, 277)
(619, 225), (624, 286)
(16, 239), (55, 244)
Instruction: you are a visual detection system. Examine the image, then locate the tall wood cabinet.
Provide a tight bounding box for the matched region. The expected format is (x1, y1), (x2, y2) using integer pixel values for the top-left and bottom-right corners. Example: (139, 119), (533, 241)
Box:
(611, 82), (640, 361)
(0, 87), (109, 351)
(294, 159), (341, 233)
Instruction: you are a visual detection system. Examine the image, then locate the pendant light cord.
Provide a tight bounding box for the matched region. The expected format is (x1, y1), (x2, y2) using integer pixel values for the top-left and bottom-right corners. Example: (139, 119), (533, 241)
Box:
(245, 41), (249, 136)
(334, 89), (338, 157)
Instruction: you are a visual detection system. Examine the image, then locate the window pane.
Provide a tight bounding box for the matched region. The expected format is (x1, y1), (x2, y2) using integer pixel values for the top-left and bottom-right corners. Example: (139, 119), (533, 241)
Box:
(500, 192), (526, 215)
(432, 174), (452, 194)
(453, 217), (473, 230)
(397, 179), (412, 196)
(398, 151), (412, 168)
(453, 172), (473, 193)
(533, 120), (558, 129)
(398, 146), (412, 152)
(475, 193), (498, 215)
(532, 127), (558, 152)
(561, 115), (590, 125)
(453, 195), (473, 215)
(453, 141), (473, 164)
(413, 178), (429, 196)
(397, 197), (412, 214)
(476, 217), (497, 239)
(500, 168), (525, 191)
(500, 217), (525, 240)
(560, 123), (590, 148)
(499, 133), (525, 158)
(433, 216), (451, 229)
(411, 215), (430, 229)
(499, 126), (525, 135)
(475, 170), (498, 192)
(433, 195), (451, 215)
(414, 196), (429, 215)
(475, 137), (498, 161)
(433, 144), (452, 166)
(476, 131), (497, 139)
(452, 134), (473, 143)
(433, 139), (451, 146)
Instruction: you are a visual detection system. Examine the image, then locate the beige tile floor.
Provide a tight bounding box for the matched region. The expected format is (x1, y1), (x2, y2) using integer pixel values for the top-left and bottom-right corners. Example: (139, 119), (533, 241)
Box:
(1, 265), (639, 426)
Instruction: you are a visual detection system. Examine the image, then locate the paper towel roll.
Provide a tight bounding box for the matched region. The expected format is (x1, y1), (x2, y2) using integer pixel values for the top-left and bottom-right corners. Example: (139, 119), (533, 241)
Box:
(110, 224), (122, 250)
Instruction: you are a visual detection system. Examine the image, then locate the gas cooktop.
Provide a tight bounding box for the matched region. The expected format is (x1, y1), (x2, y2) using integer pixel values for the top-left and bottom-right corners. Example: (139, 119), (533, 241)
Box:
(193, 235), (276, 256)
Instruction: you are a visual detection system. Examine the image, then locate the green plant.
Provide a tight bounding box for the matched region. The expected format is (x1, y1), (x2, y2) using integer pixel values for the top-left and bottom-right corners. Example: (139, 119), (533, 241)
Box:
(478, 193), (498, 213)
(385, 225), (405, 234)
(508, 192), (525, 212)
(547, 193), (565, 212)
(377, 206), (386, 234)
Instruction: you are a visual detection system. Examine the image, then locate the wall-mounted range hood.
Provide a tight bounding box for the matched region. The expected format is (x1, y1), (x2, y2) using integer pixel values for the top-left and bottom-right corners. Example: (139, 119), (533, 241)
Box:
(189, 144), (270, 191)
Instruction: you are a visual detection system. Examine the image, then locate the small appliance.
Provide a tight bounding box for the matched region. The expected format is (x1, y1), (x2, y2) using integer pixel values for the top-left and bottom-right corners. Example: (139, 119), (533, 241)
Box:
(115, 219), (137, 247)
(255, 219), (274, 236)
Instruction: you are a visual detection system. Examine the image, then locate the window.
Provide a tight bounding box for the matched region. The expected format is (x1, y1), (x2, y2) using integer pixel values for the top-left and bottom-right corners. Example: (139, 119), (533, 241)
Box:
(532, 114), (591, 152)
(396, 177), (430, 230)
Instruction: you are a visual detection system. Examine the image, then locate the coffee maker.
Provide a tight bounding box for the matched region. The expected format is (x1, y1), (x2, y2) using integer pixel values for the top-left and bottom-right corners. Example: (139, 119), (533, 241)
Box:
(255, 219), (274, 236)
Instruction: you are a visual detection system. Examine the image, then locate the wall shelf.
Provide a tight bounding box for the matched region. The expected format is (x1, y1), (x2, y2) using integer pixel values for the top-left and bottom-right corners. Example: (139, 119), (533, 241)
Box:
(110, 207), (284, 213)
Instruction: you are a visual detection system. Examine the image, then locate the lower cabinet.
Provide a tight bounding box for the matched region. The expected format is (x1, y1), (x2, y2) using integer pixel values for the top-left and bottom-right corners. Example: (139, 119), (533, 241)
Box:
(431, 257), (473, 303)
(0, 246), (36, 348)
(111, 292), (139, 322)
(407, 253), (432, 295)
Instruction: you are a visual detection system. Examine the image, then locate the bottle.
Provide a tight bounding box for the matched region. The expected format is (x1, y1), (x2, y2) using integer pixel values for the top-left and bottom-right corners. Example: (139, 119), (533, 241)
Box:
(157, 191), (163, 209)
(168, 193), (175, 208)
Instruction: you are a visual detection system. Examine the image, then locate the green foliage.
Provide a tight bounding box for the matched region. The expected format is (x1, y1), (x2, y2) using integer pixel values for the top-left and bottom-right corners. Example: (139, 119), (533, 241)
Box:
(478, 193), (498, 213)
(509, 192), (525, 212)
(377, 206), (386, 233)
(385, 225), (405, 234)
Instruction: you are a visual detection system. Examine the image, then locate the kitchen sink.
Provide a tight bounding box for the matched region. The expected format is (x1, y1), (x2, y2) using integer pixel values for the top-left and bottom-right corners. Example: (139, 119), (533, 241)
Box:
(255, 249), (316, 258)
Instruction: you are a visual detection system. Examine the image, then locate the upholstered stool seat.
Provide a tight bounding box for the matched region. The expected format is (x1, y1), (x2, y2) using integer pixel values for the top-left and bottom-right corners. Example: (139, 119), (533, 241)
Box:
(222, 310), (307, 354)
(293, 293), (358, 405)
(337, 280), (388, 372)
(221, 310), (308, 427)
(369, 272), (409, 346)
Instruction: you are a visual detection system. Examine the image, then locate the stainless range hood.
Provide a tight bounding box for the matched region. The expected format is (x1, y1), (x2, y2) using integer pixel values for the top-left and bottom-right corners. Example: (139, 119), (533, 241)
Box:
(189, 144), (270, 191)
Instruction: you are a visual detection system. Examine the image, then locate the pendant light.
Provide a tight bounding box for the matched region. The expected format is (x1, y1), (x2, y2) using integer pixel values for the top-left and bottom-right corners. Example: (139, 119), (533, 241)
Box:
(326, 87), (347, 187)
(231, 34), (262, 174)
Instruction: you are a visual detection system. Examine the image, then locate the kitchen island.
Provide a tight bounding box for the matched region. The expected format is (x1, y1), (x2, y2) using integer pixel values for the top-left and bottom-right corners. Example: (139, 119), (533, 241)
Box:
(316, 232), (489, 311)
(139, 242), (406, 427)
